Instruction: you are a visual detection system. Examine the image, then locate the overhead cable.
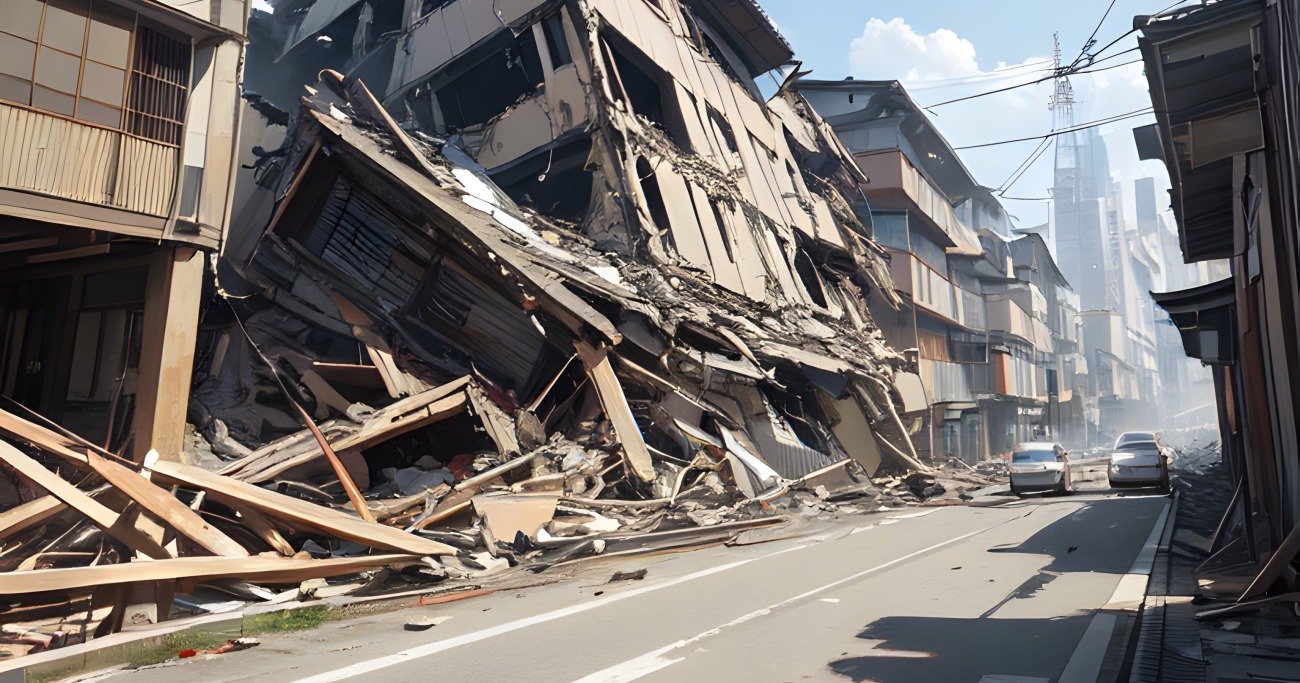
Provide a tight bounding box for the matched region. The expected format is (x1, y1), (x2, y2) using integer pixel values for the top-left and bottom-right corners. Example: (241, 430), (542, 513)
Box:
(954, 108), (1153, 150)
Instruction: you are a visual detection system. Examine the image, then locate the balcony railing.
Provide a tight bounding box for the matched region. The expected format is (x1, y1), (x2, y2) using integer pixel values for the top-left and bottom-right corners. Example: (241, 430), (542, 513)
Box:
(0, 103), (177, 219)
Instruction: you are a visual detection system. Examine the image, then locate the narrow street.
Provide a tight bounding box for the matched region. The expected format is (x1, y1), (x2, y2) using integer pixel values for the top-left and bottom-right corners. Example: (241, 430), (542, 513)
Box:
(99, 487), (1168, 683)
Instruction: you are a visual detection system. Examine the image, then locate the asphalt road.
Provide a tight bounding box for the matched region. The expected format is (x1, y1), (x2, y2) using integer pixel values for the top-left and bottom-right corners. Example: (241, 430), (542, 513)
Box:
(93, 487), (1168, 683)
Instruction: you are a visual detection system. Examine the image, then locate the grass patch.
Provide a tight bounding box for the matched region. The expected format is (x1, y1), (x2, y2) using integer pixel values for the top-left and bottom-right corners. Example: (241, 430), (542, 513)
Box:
(123, 630), (231, 669)
(243, 606), (338, 636)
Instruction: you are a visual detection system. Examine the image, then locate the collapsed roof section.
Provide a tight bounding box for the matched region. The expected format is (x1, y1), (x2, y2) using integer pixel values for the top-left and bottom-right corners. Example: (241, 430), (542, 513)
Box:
(230, 0), (928, 487)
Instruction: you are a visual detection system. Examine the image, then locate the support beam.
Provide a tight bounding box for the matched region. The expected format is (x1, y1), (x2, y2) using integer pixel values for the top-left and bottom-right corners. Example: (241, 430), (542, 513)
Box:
(573, 341), (656, 483)
(132, 248), (205, 463)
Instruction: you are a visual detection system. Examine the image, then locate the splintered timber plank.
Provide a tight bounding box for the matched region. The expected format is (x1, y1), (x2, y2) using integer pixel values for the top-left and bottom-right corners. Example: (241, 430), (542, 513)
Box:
(0, 495), (66, 541)
(147, 459), (457, 557)
(0, 554), (419, 596)
(87, 452), (249, 558)
(224, 379), (472, 485)
(0, 409), (250, 557)
(0, 440), (171, 559)
(573, 341), (656, 483)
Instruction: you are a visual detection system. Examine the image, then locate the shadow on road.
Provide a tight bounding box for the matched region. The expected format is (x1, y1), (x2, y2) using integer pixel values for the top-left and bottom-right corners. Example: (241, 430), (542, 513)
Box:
(828, 614), (1093, 682)
(827, 497), (1164, 681)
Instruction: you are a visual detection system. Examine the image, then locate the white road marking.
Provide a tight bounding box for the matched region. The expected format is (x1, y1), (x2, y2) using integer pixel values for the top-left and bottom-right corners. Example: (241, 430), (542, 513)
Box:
(818, 598), (840, 603)
(1103, 499), (1170, 610)
(1056, 612), (1118, 683)
(854, 508), (941, 533)
(1056, 498), (1171, 683)
(569, 525), (1000, 683)
(288, 543), (812, 683)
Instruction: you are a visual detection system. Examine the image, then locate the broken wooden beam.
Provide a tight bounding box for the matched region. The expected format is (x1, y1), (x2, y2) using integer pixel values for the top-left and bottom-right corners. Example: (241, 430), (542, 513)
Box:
(147, 459), (457, 556)
(0, 440), (171, 560)
(573, 341), (656, 483)
(0, 554), (420, 596)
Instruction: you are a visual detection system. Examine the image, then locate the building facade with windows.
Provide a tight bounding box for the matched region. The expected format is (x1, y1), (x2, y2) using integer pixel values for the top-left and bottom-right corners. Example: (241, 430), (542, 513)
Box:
(0, 0), (248, 461)
(797, 79), (1080, 461)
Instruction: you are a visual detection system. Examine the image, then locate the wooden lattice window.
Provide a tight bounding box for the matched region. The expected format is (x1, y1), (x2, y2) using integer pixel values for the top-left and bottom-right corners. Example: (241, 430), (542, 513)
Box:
(125, 24), (189, 145)
(0, 0), (191, 145)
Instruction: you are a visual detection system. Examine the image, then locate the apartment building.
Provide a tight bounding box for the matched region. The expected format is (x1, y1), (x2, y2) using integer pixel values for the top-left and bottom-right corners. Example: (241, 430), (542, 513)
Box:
(796, 79), (1082, 460)
(206, 0), (933, 481)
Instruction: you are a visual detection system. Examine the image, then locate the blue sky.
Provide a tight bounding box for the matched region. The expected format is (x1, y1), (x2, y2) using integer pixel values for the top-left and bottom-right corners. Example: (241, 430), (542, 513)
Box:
(763, 0), (1177, 229)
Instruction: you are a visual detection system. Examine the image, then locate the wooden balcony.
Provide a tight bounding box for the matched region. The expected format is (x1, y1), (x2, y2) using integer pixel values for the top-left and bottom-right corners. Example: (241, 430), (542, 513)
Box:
(0, 103), (178, 235)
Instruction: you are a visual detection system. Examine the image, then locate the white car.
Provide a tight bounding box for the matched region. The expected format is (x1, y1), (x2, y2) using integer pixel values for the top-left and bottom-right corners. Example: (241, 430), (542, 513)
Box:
(1009, 442), (1072, 496)
(1108, 436), (1170, 489)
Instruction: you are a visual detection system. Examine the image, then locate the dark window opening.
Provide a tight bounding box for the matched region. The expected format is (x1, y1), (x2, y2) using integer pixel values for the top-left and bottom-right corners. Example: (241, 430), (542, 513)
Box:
(794, 249), (828, 308)
(636, 156), (671, 232)
(708, 106), (737, 153)
(492, 137), (594, 221)
(700, 32), (744, 84)
(604, 39), (689, 147)
(541, 12), (572, 68)
(408, 29), (543, 134)
(709, 203), (735, 262)
(608, 44), (663, 126)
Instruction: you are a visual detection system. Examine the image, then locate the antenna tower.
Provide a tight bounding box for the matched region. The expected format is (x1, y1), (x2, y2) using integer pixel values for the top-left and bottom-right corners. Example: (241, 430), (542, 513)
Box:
(1048, 32), (1076, 130)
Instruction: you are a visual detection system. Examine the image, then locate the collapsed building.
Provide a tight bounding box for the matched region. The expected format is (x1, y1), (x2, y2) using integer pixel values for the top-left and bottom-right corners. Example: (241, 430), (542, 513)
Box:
(212, 0), (932, 486)
(0, 0), (972, 657)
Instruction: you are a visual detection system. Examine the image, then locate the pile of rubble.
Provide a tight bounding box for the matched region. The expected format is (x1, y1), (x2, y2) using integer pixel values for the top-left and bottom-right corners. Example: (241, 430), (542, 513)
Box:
(4, 0), (950, 657)
(0, 395), (891, 658)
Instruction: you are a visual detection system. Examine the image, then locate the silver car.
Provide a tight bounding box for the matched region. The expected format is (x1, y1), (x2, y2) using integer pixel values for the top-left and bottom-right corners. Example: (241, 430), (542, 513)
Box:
(1009, 442), (1072, 496)
(1108, 436), (1170, 489)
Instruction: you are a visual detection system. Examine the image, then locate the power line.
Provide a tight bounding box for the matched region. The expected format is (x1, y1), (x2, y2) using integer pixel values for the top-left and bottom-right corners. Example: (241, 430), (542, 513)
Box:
(996, 137), (1051, 191)
(999, 138), (1056, 195)
(923, 57), (1142, 109)
(954, 108), (1153, 150)
(902, 59), (1058, 90)
(1068, 0), (1119, 71)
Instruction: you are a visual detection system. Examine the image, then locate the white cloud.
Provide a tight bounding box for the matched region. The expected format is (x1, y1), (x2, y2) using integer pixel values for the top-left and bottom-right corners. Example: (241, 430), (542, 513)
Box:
(850, 18), (980, 80)
(844, 17), (1171, 232)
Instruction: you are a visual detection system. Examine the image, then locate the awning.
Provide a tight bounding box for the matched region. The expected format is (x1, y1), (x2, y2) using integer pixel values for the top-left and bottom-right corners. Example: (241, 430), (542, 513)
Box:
(1150, 277), (1236, 364)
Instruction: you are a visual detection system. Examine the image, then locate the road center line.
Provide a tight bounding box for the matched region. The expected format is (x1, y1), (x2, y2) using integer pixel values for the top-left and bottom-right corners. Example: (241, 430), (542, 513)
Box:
(569, 524), (1001, 683)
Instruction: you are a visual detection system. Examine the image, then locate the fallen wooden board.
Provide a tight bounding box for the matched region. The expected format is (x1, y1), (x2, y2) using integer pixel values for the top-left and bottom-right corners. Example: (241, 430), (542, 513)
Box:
(465, 383), (521, 455)
(0, 409), (125, 467)
(222, 380), (471, 484)
(0, 441), (170, 559)
(0, 496), (65, 541)
(573, 342), (656, 483)
(0, 554), (419, 596)
(148, 459), (457, 556)
(87, 453), (249, 557)
(0, 410), (252, 557)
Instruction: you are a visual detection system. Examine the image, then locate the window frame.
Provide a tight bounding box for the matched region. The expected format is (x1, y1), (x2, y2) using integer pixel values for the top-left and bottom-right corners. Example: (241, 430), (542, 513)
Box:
(0, 0), (190, 147)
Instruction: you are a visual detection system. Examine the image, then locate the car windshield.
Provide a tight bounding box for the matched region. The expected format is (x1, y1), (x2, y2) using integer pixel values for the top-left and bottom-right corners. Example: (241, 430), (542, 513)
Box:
(1012, 449), (1057, 463)
(1117, 432), (1155, 446)
(1119, 441), (1158, 451)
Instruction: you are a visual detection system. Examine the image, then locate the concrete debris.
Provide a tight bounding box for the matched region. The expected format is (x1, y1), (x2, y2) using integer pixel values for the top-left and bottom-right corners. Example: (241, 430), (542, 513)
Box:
(608, 569), (648, 583)
(0, 0), (997, 662)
